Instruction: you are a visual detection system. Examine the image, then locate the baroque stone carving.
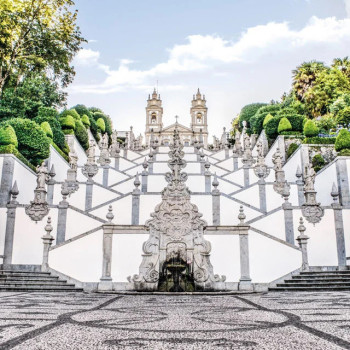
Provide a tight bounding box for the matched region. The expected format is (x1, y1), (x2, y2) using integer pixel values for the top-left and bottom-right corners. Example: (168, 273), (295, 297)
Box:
(98, 133), (111, 166)
(242, 134), (254, 167)
(109, 131), (121, 157)
(131, 125), (224, 291)
(301, 163), (324, 224)
(254, 141), (270, 179)
(82, 141), (98, 181)
(272, 147), (288, 194)
(25, 161), (50, 222)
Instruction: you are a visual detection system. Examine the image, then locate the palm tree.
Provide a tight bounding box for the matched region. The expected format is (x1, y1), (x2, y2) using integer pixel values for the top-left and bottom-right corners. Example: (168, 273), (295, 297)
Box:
(332, 57), (350, 78)
(292, 61), (327, 101)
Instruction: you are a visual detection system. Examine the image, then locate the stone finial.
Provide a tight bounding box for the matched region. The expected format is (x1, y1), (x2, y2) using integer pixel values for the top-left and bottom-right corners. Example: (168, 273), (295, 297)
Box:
(45, 216), (53, 236)
(199, 148), (205, 161)
(212, 173), (219, 193)
(106, 205), (114, 223)
(298, 217), (306, 236)
(331, 182), (339, 204)
(49, 164), (56, 179)
(142, 158), (149, 171)
(204, 157), (211, 174)
(296, 165), (302, 180)
(282, 181), (290, 202)
(134, 172), (141, 189)
(238, 205), (246, 225)
(61, 182), (70, 202)
(10, 181), (19, 203)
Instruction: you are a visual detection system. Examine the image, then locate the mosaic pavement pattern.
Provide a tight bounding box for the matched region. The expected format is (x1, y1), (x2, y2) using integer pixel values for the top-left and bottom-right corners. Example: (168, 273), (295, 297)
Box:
(0, 291), (349, 349)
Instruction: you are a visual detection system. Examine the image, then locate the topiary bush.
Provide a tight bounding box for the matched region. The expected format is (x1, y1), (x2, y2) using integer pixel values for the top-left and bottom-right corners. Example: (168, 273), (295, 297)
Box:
(81, 114), (90, 128)
(285, 114), (305, 132)
(60, 108), (81, 121)
(88, 115), (100, 142)
(335, 129), (350, 152)
(75, 120), (89, 150)
(59, 115), (76, 135)
(93, 111), (112, 135)
(336, 107), (350, 127)
(72, 104), (92, 118)
(303, 120), (319, 137)
(0, 125), (18, 147)
(264, 116), (281, 139)
(1, 118), (50, 166)
(278, 117), (292, 134)
(303, 137), (336, 144)
(250, 104), (281, 135)
(239, 103), (267, 129)
(41, 122), (53, 139)
(312, 154), (325, 172)
(96, 117), (106, 133)
(263, 113), (274, 127)
(287, 143), (299, 158)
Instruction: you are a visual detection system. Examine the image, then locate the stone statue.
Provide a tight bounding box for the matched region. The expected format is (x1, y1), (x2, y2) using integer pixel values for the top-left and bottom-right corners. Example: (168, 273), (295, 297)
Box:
(36, 162), (49, 190)
(87, 140), (96, 163)
(272, 147), (284, 171)
(304, 163), (316, 192)
(243, 134), (251, 150)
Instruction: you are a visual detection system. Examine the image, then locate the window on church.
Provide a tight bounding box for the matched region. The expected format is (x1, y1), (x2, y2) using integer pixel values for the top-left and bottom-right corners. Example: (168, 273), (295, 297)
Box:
(196, 113), (202, 124)
(151, 113), (157, 124)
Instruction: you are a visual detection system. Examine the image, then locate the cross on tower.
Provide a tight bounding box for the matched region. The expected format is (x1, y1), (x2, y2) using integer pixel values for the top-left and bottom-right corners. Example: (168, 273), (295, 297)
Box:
(175, 115), (179, 123)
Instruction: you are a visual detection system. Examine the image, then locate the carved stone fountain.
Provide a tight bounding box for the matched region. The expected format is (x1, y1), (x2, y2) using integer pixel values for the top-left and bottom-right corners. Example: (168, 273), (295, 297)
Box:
(131, 125), (224, 292)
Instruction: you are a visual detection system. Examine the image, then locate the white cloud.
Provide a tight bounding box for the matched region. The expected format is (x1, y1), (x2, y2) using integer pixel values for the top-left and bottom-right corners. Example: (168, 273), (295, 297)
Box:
(345, 0), (350, 17)
(70, 16), (350, 94)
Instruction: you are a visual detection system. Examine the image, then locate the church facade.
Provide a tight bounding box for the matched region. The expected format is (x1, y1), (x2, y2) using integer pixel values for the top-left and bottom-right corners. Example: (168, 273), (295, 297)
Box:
(144, 88), (209, 147)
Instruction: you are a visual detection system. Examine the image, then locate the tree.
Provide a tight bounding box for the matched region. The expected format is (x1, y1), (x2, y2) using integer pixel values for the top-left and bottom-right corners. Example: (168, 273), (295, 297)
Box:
(0, 74), (66, 119)
(336, 107), (350, 127)
(292, 61), (327, 101)
(335, 129), (350, 152)
(278, 117), (292, 133)
(330, 93), (350, 116)
(250, 104), (281, 135)
(238, 103), (267, 129)
(0, 0), (86, 94)
(72, 104), (92, 118)
(93, 111), (112, 135)
(303, 120), (319, 137)
(332, 57), (350, 78)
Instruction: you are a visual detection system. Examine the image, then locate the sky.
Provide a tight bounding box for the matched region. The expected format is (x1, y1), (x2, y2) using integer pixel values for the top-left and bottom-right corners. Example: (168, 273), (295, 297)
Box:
(67, 0), (350, 138)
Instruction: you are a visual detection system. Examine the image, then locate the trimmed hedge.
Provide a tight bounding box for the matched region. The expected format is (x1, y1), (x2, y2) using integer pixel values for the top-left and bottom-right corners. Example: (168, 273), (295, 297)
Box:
(96, 117), (106, 133)
(0, 144), (36, 171)
(0, 125), (18, 147)
(303, 120), (319, 137)
(93, 112), (112, 135)
(41, 122), (53, 139)
(250, 104), (281, 135)
(72, 104), (92, 118)
(278, 117), (292, 133)
(335, 129), (350, 151)
(263, 113), (273, 127)
(0, 118), (50, 166)
(287, 143), (299, 158)
(312, 154), (325, 172)
(60, 108), (81, 121)
(75, 120), (89, 150)
(338, 148), (350, 156)
(88, 115), (100, 142)
(239, 103), (267, 128)
(59, 115), (76, 133)
(303, 137), (336, 144)
(34, 113), (66, 151)
(81, 114), (90, 128)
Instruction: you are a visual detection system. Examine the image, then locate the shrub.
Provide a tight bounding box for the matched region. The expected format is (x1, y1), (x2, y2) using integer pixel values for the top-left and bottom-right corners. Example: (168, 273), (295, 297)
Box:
(250, 104), (281, 135)
(93, 111), (112, 135)
(72, 104), (92, 118)
(59, 115), (76, 133)
(96, 117), (106, 133)
(263, 113), (274, 127)
(34, 113), (66, 151)
(303, 137), (336, 144)
(336, 107), (350, 127)
(88, 115), (100, 141)
(264, 117), (281, 139)
(287, 143), (299, 158)
(278, 117), (292, 134)
(239, 103), (267, 128)
(285, 114), (305, 132)
(335, 129), (350, 151)
(338, 148), (350, 156)
(37, 106), (58, 119)
(75, 120), (89, 150)
(0, 144), (36, 171)
(280, 131), (303, 136)
(41, 122), (53, 139)
(312, 154), (325, 172)
(0, 124), (18, 148)
(81, 114), (91, 128)
(315, 114), (337, 133)
(0, 118), (50, 166)
(60, 108), (81, 121)
(303, 120), (319, 137)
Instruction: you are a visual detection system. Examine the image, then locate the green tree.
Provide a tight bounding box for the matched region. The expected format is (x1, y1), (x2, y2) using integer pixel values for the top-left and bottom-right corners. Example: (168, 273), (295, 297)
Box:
(336, 107), (350, 127)
(60, 108), (81, 120)
(75, 120), (89, 150)
(238, 103), (267, 129)
(250, 104), (281, 135)
(72, 104), (92, 118)
(81, 114), (90, 128)
(0, 125), (18, 147)
(96, 118), (106, 133)
(40, 121), (53, 139)
(332, 57), (350, 78)
(0, 0), (86, 94)
(278, 117), (292, 133)
(292, 61), (327, 101)
(330, 93), (350, 116)
(303, 119), (319, 137)
(315, 114), (337, 133)
(335, 128), (350, 151)
(93, 111), (112, 135)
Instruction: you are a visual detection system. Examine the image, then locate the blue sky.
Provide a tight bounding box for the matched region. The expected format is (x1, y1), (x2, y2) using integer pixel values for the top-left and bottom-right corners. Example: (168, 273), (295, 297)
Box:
(67, 0), (350, 138)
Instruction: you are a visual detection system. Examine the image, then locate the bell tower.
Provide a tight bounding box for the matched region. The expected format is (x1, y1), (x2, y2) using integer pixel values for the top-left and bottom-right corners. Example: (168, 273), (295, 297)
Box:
(190, 88), (208, 146)
(146, 88), (163, 132)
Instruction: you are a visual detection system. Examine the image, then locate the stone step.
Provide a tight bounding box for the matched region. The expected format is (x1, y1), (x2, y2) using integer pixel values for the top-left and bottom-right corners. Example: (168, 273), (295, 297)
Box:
(0, 276), (60, 281)
(0, 286), (83, 292)
(0, 281), (74, 287)
(287, 278), (350, 283)
(277, 282), (350, 287)
(0, 271), (51, 277)
(299, 271), (350, 275)
(269, 286), (350, 291)
(292, 275), (350, 280)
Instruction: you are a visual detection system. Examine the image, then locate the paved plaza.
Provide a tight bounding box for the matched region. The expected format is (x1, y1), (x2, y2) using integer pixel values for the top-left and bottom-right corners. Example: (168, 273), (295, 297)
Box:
(0, 291), (349, 349)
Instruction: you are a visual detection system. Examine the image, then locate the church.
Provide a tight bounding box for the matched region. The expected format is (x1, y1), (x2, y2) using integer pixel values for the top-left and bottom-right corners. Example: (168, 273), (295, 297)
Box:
(144, 88), (209, 147)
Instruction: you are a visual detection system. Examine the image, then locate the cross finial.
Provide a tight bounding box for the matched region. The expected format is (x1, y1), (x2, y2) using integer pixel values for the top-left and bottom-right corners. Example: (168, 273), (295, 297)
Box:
(175, 115), (179, 123)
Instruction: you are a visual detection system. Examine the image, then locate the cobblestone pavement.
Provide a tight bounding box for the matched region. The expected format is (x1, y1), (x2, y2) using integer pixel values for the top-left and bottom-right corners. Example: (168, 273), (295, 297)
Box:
(0, 291), (349, 349)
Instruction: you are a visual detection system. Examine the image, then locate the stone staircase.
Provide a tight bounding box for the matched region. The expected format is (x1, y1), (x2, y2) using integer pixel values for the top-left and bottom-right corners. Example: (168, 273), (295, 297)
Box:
(269, 268), (350, 291)
(0, 269), (84, 292)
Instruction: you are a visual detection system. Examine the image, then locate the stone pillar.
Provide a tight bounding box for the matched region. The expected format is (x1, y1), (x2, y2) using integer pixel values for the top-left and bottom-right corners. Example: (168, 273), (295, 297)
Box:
(243, 166), (250, 187)
(296, 217), (309, 272)
(56, 186), (69, 245)
(282, 182), (294, 245)
(47, 165), (56, 205)
(336, 158), (350, 206)
(331, 183), (346, 267)
(296, 165), (304, 206)
(199, 149), (205, 175)
(142, 159), (149, 193)
(114, 157), (120, 170)
(212, 174), (220, 225)
(3, 182), (19, 268)
(85, 180), (93, 211)
(204, 157), (211, 193)
(98, 206), (114, 291)
(232, 152), (238, 171)
(258, 178), (267, 212)
(103, 165), (109, 187)
(225, 146), (229, 159)
(237, 206), (252, 291)
(0, 156), (15, 206)
(41, 217), (54, 272)
(132, 173), (141, 225)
